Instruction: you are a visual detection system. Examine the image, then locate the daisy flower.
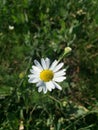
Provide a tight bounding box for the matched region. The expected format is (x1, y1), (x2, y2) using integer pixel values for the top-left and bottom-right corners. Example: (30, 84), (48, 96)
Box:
(28, 58), (66, 94)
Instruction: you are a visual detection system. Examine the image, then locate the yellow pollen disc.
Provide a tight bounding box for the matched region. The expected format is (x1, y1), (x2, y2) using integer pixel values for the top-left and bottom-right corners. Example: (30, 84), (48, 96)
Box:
(40, 69), (54, 82)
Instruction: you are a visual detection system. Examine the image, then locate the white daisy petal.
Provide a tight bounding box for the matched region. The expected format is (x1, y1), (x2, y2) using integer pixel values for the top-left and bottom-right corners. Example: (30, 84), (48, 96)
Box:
(32, 65), (41, 72)
(55, 69), (66, 74)
(54, 70), (66, 78)
(36, 81), (44, 87)
(49, 60), (58, 70)
(54, 73), (66, 78)
(46, 81), (55, 91)
(28, 74), (38, 78)
(46, 83), (52, 91)
(28, 74), (33, 78)
(41, 58), (47, 69)
(53, 81), (62, 90)
(53, 76), (66, 82)
(38, 87), (43, 92)
(53, 62), (64, 72)
(43, 86), (47, 94)
(45, 58), (50, 69)
(34, 60), (43, 70)
(48, 81), (55, 89)
(28, 77), (40, 83)
(30, 69), (35, 74)
(30, 69), (40, 77)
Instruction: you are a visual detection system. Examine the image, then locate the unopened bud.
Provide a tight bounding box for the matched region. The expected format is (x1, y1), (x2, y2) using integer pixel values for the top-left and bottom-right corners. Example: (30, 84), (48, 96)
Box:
(58, 47), (72, 62)
(64, 47), (72, 54)
(9, 25), (14, 30)
(19, 121), (24, 130)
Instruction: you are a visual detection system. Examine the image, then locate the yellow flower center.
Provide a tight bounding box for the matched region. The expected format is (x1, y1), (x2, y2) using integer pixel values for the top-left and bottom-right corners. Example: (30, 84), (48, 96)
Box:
(40, 70), (54, 82)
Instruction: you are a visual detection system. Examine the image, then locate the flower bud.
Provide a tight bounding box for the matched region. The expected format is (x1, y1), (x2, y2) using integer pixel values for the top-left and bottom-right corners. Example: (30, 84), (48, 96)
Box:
(19, 121), (24, 130)
(64, 47), (72, 54)
(9, 25), (14, 30)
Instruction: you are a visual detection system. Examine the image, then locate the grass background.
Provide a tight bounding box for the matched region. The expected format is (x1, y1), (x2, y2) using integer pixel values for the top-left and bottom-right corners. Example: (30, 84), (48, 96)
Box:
(0, 0), (98, 129)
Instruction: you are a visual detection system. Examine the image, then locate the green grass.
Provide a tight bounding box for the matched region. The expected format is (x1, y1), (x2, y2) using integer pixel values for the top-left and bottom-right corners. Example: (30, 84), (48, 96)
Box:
(0, 0), (98, 129)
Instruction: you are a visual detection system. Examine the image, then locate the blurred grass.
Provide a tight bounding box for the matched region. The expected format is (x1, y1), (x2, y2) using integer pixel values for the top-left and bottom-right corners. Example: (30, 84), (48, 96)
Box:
(0, 0), (98, 129)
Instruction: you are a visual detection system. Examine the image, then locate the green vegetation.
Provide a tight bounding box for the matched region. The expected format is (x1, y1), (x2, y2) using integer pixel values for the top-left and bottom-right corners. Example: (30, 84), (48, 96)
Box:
(0, 0), (98, 129)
